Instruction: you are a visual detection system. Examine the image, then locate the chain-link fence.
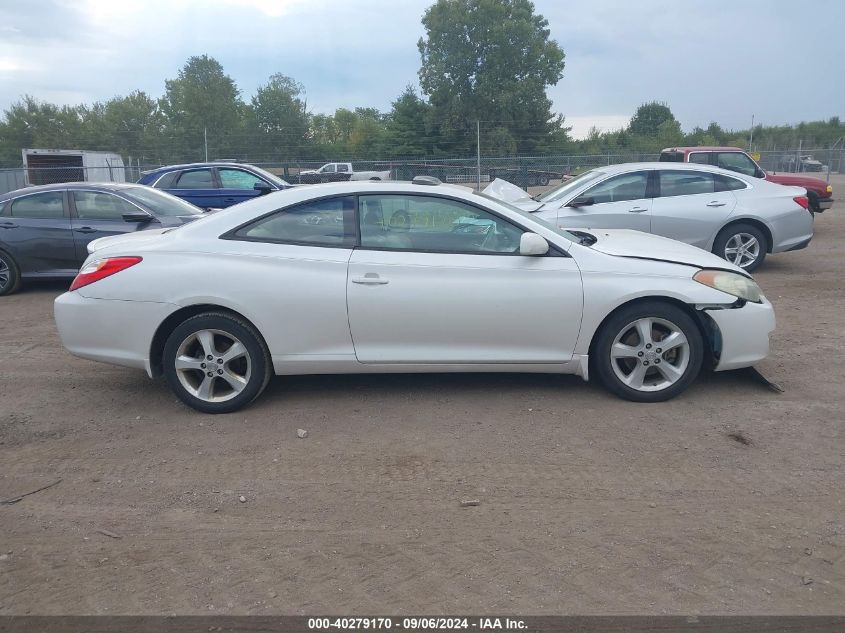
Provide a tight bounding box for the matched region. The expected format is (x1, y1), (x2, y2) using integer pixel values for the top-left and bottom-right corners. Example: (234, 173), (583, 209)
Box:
(2, 148), (841, 197)
(0, 165), (142, 195)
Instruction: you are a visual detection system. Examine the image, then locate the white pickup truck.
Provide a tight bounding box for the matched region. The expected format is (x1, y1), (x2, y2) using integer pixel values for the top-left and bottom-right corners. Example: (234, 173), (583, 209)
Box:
(297, 162), (391, 184)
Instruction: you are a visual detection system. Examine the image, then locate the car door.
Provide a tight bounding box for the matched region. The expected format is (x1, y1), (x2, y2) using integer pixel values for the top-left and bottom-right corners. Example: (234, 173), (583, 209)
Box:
(318, 163), (336, 182)
(222, 196), (357, 361)
(650, 170), (736, 249)
(166, 168), (219, 208)
(556, 170), (652, 233)
(0, 190), (77, 276)
(347, 194), (583, 364)
(216, 167), (272, 207)
(69, 190), (161, 264)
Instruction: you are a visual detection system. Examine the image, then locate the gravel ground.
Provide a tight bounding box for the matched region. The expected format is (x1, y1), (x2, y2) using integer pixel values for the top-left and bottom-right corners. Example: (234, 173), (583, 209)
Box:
(1, 180), (843, 615)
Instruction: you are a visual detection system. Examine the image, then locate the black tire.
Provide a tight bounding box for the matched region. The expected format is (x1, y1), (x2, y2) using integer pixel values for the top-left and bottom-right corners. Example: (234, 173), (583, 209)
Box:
(712, 223), (767, 272)
(0, 249), (22, 296)
(593, 301), (704, 403)
(807, 190), (822, 214)
(537, 174), (550, 187)
(163, 312), (272, 414)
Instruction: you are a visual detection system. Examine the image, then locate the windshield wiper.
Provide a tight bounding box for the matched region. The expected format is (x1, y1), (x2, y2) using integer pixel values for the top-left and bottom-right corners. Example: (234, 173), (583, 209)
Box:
(568, 230), (597, 246)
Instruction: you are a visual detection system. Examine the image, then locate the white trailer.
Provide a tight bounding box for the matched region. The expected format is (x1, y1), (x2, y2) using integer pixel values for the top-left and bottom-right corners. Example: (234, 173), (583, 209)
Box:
(21, 149), (126, 186)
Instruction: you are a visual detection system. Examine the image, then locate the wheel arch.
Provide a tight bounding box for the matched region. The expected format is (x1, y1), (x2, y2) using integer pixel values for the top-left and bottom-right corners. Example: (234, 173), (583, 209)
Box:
(148, 303), (270, 378)
(586, 295), (719, 372)
(717, 217), (774, 253)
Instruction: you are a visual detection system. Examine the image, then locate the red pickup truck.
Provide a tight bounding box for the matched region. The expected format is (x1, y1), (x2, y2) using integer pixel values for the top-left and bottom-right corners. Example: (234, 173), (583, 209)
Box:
(660, 146), (834, 213)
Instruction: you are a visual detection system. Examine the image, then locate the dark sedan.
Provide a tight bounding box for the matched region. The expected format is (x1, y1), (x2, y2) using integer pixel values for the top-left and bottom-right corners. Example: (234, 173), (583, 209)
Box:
(137, 162), (293, 209)
(0, 182), (205, 295)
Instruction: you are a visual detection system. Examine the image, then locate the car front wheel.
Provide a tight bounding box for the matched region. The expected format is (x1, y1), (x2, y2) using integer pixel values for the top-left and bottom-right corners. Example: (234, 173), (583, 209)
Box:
(593, 301), (704, 402)
(713, 223), (767, 272)
(163, 312), (272, 413)
(0, 250), (22, 296)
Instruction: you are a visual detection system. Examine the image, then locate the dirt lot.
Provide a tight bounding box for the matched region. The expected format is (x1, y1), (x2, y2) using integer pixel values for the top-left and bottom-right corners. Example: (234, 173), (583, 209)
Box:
(1, 179), (844, 615)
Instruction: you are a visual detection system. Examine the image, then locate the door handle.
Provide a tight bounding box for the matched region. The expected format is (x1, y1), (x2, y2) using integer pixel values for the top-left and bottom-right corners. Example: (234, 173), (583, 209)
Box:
(74, 227), (98, 234)
(224, 198), (236, 203)
(0, 221), (17, 229)
(628, 207), (648, 213)
(351, 274), (389, 285)
(706, 201), (727, 207)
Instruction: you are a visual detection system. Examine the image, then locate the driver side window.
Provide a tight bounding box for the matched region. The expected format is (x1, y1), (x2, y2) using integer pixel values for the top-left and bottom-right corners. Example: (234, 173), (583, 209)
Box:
(358, 195), (524, 254)
(581, 172), (649, 204)
(716, 152), (759, 177)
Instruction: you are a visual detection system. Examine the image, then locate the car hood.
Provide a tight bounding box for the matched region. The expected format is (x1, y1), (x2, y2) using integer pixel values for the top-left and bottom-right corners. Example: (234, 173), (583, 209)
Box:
(580, 229), (747, 274)
(87, 228), (171, 255)
(765, 172), (828, 189)
(482, 179), (543, 211)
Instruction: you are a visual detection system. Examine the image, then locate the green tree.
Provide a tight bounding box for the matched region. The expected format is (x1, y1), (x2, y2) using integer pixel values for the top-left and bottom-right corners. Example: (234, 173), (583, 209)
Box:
(251, 73), (309, 159)
(384, 85), (432, 157)
(159, 55), (243, 161)
(0, 96), (87, 164)
(417, 0), (565, 154)
(628, 101), (677, 138)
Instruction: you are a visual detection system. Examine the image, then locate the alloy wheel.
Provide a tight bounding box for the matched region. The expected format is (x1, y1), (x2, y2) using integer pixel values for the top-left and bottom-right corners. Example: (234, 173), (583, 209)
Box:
(174, 329), (252, 403)
(610, 317), (690, 392)
(0, 258), (8, 289)
(724, 233), (760, 268)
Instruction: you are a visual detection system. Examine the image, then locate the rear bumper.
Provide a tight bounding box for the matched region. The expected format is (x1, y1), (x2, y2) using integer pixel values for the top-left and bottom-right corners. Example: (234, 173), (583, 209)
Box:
(786, 237), (812, 252)
(706, 298), (776, 371)
(54, 292), (177, 374)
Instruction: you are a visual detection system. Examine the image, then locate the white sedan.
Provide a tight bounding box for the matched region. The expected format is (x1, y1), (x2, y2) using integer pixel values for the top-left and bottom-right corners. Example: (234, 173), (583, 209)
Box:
(484, 162), (814, 272)
(55, 179), (775, 413)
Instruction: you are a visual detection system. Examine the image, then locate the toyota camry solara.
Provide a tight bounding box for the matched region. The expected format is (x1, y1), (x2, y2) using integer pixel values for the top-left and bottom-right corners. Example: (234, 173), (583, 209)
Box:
(54, 179), (775, 413)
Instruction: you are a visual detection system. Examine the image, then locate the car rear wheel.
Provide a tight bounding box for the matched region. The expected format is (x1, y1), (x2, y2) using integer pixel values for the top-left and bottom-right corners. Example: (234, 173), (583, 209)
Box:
(593, 301), (704, 402)
(713, 223), (767, 272)
(0, 250), (22, 296)
(163, 312), (272, 413)
(807, 190), (822, 214)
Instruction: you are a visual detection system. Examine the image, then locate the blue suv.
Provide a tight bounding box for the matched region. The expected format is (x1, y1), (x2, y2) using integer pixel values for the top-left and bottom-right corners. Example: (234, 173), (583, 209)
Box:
(137, 162), (293, 209)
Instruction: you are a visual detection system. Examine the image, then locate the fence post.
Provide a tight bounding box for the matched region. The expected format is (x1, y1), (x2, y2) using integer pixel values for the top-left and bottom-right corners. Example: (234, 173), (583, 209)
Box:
(476, 120), (481, 190)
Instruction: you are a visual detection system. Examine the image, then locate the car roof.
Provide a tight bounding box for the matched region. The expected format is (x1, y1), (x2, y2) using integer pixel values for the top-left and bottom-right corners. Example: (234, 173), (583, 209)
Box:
(661, 146), (744, 153)
(0, 181), (144, 201)
(142, 161), (258, 175)
(591, 161), (750, 176)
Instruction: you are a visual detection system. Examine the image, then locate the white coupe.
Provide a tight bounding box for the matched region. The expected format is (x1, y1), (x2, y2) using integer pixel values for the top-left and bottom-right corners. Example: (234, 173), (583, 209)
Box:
(55, 179), (775, 413)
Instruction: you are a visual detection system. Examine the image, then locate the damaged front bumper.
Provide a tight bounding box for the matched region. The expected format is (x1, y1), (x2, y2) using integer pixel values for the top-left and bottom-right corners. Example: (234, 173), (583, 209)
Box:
(699, 297), (776, 371)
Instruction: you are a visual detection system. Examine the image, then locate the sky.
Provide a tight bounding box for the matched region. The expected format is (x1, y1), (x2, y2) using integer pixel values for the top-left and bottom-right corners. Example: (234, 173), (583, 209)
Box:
(0, 0), (842, 139)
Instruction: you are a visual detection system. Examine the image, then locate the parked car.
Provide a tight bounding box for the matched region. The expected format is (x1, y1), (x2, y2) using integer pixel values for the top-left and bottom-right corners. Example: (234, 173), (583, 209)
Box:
(487, 166), (561, 188)
(659, 146), (833, 213)
(484, 162), (813, 272)
(297, 162), (391, 184)
(55, 179), (775, 413)
(137, 162), (294, 209)
(0, 183), (205, 295)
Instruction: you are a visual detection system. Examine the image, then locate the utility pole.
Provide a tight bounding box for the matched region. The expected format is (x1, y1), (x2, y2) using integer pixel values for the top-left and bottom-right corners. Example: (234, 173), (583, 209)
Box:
(204, 127), (208, 162)
(476, 120), (481, 191)
(748, 114), (755, 150)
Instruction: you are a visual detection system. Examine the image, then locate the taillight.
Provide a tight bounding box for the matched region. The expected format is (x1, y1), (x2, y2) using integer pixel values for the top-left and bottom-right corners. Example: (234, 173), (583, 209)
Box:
(793, 195), (809, 211)
(70, 257), (142, 291)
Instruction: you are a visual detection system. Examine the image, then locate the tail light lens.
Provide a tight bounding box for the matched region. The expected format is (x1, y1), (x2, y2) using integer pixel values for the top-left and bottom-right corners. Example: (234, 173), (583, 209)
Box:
(793, 195), (809, 211)
(70, 257), (142, 291)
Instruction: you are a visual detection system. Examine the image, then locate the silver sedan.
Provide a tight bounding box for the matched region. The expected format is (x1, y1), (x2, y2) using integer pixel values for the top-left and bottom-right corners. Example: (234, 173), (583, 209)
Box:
(484, 162), (814, 271)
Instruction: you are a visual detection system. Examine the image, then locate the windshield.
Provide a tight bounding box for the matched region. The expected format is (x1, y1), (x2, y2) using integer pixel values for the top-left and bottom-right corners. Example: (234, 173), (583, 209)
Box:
(536, 169), (604, 202)
(121, 186), (205, 216)
(249, 165), (291, 187)
(474, 191), (579, 242)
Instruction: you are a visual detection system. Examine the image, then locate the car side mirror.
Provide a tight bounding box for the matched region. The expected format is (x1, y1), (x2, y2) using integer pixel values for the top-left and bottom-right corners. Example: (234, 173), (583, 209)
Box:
(253, 181), (272, 195)
(122, 211), (153, 223)
(519, 232), (549, 256)
(755, 168), (766, 179)
(569, 195), (594, 208)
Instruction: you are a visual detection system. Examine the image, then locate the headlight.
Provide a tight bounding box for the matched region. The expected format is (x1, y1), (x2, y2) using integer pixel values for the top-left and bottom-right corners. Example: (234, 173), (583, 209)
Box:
(693, 269), (763, 303)
(826, 185), (833, 194)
